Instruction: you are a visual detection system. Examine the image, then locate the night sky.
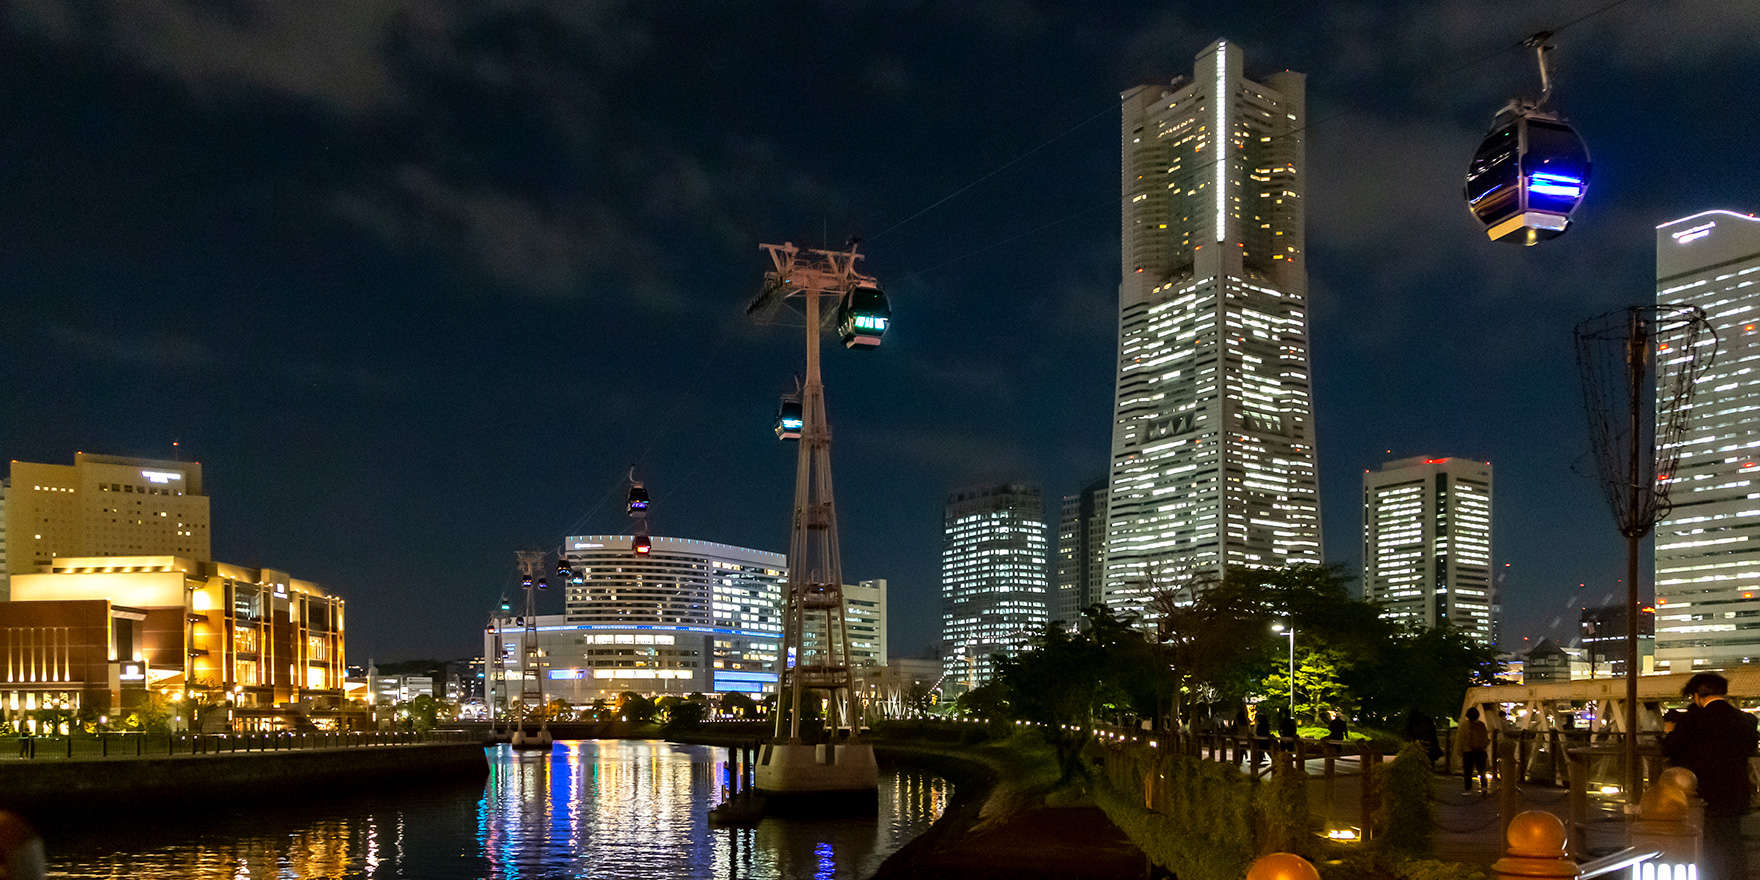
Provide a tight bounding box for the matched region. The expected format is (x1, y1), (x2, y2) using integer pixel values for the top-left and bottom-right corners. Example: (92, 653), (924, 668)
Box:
(3, 1), (1757, 664)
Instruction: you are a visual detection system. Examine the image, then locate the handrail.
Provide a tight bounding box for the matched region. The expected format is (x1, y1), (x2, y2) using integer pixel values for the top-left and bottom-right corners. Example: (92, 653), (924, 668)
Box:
(1578, 847), (1662, 879)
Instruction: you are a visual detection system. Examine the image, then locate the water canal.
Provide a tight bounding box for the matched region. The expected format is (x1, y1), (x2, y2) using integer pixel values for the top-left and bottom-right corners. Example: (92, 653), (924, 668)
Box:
(39, 741), (951, 879)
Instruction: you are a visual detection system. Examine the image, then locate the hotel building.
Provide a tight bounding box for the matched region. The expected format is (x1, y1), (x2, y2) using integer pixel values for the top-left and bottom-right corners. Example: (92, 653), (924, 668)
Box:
(1105, 40), (1320, 622)
(1654, 210), (1760, 670)
(941, 483), (1049, 689)
(482, 535), (786, 708)
(4, 454), (211, 600)
(1361, 457), (1494, 644)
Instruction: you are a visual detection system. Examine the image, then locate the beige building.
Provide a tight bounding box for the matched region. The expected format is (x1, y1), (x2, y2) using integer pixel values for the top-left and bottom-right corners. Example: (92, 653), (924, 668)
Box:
(4, 555), (346, 730)
(4, 453), (211, 599)
(845, 579), (888, 669)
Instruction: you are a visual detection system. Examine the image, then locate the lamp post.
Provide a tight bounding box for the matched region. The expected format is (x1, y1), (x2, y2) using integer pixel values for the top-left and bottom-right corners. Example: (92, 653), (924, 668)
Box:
(1272, 622), (1295, 716)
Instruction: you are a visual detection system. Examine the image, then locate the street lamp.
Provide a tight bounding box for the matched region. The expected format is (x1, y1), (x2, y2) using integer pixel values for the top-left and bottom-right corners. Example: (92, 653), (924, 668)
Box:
(1271, 622), (1295, 716)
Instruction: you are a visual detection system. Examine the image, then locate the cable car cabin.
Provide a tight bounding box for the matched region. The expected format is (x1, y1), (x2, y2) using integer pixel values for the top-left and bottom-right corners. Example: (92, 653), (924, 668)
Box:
(774, 398), (803, 441)
(537, 578), (548, 590)
(627, 485), (649, 514)
(633, 535), (652, 555)
(1465, 110), (1589, 245)
(557, 559), (570, 579)
(837, 285), (891, 349)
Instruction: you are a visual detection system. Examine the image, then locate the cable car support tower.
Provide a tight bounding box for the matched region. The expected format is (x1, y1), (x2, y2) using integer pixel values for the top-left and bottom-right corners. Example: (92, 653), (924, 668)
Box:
(511, 549), (554, 749)
(747, 241), (885, 804)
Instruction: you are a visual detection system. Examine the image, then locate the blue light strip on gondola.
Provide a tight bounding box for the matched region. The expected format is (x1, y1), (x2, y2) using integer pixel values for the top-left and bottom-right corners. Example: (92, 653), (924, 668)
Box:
(1528, 173), (1584, 198)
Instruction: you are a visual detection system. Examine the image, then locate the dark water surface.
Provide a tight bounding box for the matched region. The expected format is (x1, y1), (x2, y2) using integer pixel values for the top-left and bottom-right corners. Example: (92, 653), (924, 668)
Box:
(42, 741), (950, 879)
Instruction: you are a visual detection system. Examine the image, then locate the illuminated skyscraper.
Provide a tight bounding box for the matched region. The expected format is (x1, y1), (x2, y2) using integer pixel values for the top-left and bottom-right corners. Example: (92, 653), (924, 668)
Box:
(941, 483), (1048, 688)
(1361, 457), (1494, 643)
(1106, 40), (1319, 619)
(1055, 478), (1108, 628)
(1653, 209), (1760, 671)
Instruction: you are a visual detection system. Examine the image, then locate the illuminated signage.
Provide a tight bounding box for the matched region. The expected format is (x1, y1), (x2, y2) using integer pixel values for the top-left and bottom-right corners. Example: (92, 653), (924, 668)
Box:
(119, 662), (146, 681)
(141, 470), (183, 484)
(572, 542), (604, 549)
(1672, 221), (1715, 244)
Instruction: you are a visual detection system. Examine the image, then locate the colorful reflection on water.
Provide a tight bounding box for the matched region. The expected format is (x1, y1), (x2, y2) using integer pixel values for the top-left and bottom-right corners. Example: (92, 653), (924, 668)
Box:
(41, 740), (949, 879)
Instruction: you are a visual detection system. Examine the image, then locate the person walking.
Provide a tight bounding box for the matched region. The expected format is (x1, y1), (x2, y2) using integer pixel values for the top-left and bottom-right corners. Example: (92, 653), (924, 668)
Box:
(1458, 707), (1490, 793)
(1661, 672), (1759, 880)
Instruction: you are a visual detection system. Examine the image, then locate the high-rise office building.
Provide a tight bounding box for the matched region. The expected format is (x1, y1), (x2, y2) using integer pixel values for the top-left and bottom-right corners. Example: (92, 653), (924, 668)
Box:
(844, 579), (888, 669)
(4, 454), (211, 599)
(1653, 209), (1760, 671)
(1361, 457), (1494, 643)
(560, 535), (784, 694)
(1105, 40), (1319, 621)
(941, 483), (1049, 689)
(1055, 478), (1108, 627)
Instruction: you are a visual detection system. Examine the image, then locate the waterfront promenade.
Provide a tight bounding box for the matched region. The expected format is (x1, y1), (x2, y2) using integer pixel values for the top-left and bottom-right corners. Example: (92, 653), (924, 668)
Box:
(0, 730), (487, 815)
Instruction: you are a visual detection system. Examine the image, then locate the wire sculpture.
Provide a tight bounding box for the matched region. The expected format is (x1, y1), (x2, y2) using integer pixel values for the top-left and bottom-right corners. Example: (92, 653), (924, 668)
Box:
(1575, 304), (1715, 537)
(1573, 302), (1715, 807)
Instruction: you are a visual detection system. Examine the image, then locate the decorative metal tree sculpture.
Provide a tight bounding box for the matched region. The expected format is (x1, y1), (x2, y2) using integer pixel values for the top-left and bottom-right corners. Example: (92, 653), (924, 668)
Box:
(1574, 304), (1714, 806)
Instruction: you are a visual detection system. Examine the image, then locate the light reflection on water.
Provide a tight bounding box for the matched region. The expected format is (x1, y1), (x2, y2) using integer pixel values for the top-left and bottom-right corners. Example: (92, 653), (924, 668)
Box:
(43, 740), (949, 880)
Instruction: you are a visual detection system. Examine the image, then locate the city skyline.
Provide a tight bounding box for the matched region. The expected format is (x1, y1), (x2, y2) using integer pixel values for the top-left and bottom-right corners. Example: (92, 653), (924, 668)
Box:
(2, 2), (1756, 660)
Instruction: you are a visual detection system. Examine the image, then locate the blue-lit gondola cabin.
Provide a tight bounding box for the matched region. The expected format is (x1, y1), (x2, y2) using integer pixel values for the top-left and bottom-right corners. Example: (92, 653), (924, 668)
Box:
(627, 485), (649, 514)
(1465, 109), (1590, 245)
(837, 285), (890, 349)
(774, 398), (803, 441)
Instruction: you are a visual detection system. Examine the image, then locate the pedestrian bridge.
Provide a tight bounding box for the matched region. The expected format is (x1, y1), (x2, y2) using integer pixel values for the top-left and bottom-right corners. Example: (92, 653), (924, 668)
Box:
(1460, 667), (1760, 732)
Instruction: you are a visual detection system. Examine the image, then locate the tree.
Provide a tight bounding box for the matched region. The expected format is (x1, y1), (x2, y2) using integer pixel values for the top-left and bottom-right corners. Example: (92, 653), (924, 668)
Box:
(993, 609), (1124, 783)
(1259, 647), (1353, 724)
(722, 692), (758, 719)
(617, 692), (655, 723)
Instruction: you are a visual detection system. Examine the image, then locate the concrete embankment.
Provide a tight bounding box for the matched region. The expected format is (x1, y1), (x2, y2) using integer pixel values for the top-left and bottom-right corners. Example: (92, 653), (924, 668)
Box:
(0, 743), (488, 818)
(663, 727), (1147, 880)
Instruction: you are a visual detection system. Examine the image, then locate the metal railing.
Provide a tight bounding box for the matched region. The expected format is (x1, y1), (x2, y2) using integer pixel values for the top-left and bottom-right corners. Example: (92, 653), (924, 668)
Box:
(1, 729), (475, 760)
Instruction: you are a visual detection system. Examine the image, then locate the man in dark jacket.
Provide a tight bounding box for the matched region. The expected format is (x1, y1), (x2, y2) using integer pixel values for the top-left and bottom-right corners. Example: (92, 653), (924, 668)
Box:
(1660, 672), (1759, 880)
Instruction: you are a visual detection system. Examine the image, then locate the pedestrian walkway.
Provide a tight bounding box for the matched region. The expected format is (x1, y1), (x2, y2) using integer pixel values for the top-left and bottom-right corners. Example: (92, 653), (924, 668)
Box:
(1301, 758), (1760, 874)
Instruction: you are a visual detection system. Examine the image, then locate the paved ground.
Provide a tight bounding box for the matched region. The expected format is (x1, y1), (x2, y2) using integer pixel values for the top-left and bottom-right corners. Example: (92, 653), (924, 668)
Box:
(1296, 754), (1760, 872)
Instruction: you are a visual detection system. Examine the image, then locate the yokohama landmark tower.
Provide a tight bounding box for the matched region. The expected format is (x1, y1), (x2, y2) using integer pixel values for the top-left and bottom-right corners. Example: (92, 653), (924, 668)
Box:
(1105, 40), (1321, 619)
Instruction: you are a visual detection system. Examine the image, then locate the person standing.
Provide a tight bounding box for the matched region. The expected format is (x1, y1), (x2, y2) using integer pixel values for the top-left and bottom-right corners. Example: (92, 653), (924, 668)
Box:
(1661, 672), (1759, 880)
(1458, 707), (1491, 793)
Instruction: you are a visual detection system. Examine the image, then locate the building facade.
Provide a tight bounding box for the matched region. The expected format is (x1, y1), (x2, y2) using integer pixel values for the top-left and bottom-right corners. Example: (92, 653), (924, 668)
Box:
(844, 579), (888, 669)
(1580, 602), (1656, 677)
(1654, 210), (1760, 671)
(1105, 40), (1320, 622)
(556, 535), (784, 696)
(484, 617), (720, 711)
(4, 455), (212, 600)
(1361, 457), (1494, 643)
(941, 483), (1049, 689)
(3, 555), (346, 730)
(1055, 478), (1108, 628)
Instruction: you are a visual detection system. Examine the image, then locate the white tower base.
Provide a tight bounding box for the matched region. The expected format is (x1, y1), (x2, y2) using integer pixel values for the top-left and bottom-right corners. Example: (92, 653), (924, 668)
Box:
(754, 742), (878, 806)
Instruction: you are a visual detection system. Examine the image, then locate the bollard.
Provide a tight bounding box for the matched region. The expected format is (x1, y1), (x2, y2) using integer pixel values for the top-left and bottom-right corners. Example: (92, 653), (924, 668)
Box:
(1245, 852), (1319, 880)
(1491, 811), (1579, 880)
(1498, 738), (1520, 843)
(1566, 752), (1588, 859)
(1629, 767), (1700, 878)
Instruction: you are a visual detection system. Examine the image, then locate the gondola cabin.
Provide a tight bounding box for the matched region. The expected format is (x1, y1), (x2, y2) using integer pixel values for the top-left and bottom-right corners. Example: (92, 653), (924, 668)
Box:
(633, 535), (652, 555)
(775, 398), (803, 441)
(837, 285), (890, 349)
(628, 485), (649, 514)
(1465, 109), (1589, 245)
